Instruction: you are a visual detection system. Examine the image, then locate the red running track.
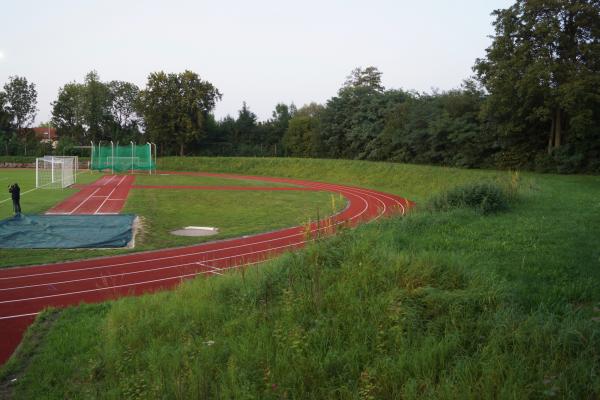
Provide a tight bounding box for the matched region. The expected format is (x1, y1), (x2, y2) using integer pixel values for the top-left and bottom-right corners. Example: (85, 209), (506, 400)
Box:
(46, 174), (134, 215)
(0, 172), (413, 364)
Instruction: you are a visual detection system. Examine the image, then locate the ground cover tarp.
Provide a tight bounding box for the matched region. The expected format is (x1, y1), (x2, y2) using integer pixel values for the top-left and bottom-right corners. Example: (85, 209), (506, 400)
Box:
(0, 214), (135, 248)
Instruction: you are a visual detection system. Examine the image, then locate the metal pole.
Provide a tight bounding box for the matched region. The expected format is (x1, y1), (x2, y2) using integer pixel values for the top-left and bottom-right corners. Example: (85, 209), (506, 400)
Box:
(111, 141), (114, 174)
(131, 141), (134, 174)
(35, 158), (38, 188)
(151, 142), (157, 175)
(147, 143), (152, 175)
(90, 141), (94, 173)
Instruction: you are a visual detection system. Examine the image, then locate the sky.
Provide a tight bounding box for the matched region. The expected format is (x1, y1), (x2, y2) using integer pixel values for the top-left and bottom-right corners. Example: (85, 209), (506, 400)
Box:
(0, 0), (514, 124)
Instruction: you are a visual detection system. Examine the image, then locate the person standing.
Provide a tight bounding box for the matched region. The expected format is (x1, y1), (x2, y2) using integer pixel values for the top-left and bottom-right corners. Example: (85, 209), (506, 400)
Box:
(8, 183), (21, 215)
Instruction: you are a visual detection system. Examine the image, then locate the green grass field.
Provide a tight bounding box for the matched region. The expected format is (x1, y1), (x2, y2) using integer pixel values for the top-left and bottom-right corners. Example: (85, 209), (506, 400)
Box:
(0, 169), (344, 267)
(133, 173), (299, 187)
(0, 169), (100, 219)
(2, 158), (599, 399)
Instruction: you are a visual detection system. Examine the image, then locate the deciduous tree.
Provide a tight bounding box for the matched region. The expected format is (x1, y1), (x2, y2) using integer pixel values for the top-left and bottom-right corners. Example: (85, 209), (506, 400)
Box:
(51, 82), (86, 142)
(474, 0), (600, 161)
(138, 71), (221, 155)
(2, 76), (37, 132)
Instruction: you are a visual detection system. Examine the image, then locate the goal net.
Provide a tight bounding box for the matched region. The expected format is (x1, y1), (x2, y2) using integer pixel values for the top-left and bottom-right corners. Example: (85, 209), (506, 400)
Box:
(91, 142), (155, 173)
(36, 156), (77, 189)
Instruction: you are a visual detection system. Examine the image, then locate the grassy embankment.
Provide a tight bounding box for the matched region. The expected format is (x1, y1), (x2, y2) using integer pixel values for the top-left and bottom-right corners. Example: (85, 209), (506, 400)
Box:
(0, 169), (342, 267)
(2, 157), (599, 399)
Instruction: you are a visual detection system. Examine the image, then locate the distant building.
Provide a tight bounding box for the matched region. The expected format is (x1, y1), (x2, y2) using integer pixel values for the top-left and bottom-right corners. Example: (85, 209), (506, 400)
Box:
(33, 127), (58, 142)
(33, 127), (58, 148)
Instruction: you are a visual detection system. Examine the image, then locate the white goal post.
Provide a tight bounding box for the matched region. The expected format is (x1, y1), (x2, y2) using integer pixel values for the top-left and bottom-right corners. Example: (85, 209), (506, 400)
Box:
(35, 156), (78, 189)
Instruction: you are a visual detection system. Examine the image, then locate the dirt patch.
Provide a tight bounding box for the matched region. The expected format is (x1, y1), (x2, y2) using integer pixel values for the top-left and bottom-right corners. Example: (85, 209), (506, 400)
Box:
(171, 227), (219, 237)
(127, 216), (142, 248)
(131, 215), (147, 246)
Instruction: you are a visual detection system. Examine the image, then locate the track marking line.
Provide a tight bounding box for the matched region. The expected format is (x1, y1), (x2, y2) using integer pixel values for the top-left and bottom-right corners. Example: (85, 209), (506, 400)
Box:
(0, 312), (39, 320)
(68, 188), (101, 214)
(0, 194), (366, 282)
(94, 176), (127, 214)
(0, 239), (307, 295)
(196, 261), (223, 275)
(0, 186), (373, 281)
(102, 175), (117, 186)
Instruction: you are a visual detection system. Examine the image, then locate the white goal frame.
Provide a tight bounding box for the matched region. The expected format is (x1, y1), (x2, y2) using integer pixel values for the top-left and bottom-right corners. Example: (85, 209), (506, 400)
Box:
(35, 156), (78, 189)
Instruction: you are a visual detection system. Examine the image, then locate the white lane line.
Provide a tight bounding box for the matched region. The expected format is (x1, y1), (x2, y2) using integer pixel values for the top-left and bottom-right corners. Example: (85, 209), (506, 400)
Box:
(0, 260), (270, 320)
(102, 175), (117, 186)
(0, 186), (379, 295)
(1, 206), (374, 294)
(0, 175), (410, 316)
(202, 171), (406, 215)
(0, 202), (399, 305)
(0, 190), (367, 282)
(310, 182), (388, 220)
(0, 259), (270, 319)
(0, 237), (308, 294)
(0, 312), (39, 320)
(0, 186), (372, 281)
(68, 188), (101, 214)
(0, 266), (234, 305)
(196, 262), (223, 275)
(94, 176), (127, 214)
(0, 175), (406, 285)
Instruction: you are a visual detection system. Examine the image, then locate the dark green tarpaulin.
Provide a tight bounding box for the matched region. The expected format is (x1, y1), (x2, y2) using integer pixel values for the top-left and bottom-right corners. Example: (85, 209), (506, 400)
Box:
(0, 214), (135, 248)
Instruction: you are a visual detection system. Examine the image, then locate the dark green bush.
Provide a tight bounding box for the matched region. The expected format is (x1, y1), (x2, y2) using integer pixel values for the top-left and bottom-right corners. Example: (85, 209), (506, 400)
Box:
(428, 182), (510, 214)
(0, 156), (37, 163)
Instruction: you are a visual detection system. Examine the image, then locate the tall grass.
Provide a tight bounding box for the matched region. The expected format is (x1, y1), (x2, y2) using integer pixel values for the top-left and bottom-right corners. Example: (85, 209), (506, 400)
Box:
(158, 157), (510, 202)
(427, 182), (510, 214)
(8, 213), (600, 399)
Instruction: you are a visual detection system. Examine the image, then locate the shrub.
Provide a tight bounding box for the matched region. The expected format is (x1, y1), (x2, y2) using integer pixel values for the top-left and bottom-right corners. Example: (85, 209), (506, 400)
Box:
(428, 182), (510, 214)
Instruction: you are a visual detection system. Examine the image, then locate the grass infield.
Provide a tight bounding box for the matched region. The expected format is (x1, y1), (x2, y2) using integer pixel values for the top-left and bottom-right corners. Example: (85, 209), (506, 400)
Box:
(2, 158), (599, 398)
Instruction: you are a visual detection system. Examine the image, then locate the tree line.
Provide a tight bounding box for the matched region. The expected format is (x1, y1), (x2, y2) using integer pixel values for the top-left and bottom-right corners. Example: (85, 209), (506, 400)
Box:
(1, 0), (598, 172)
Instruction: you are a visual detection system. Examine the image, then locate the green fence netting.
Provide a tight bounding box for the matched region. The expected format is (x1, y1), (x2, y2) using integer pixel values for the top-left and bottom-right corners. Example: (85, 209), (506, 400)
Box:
(91, 143), (155, 172)
(0, 214), (136, 248)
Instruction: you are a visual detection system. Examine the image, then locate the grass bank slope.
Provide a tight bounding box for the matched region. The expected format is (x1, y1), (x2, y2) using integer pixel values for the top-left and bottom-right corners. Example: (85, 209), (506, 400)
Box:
(2, 158), (599, 399)
(159, 156), (508, 202)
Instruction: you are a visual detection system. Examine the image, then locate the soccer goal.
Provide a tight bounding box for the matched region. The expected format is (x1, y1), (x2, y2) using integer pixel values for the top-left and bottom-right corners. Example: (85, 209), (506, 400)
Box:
(36, 156), (77, 189)
(90, 142), (156, 174)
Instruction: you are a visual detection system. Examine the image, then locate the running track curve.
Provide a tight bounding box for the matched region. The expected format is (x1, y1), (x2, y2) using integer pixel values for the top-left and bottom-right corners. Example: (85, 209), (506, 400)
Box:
(0, 172), (413, 364)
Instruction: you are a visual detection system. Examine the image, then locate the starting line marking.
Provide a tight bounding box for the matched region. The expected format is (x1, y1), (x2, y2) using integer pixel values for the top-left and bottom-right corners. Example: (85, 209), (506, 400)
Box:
(195, 261), (223, 275)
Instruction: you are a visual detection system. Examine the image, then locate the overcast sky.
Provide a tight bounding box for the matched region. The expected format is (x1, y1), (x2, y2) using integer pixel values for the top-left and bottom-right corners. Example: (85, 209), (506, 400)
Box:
(0, 0), (513, 124)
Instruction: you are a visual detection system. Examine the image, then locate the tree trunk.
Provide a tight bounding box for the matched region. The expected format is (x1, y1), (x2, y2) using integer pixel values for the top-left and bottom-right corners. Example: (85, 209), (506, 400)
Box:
(179, 143), (184, 156)
(547, 108), (563, 154)
(554, 109), (561, 149)
(548, 114), (555, 154)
